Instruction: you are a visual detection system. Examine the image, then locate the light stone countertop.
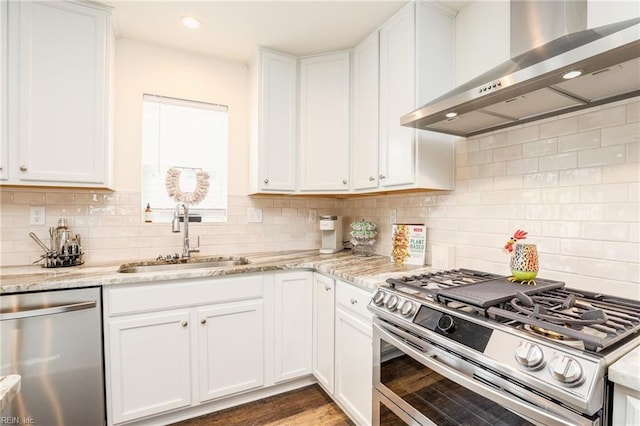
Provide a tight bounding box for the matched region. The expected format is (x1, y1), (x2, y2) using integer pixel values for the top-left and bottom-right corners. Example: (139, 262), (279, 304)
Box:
(0, 250), (435, 295)
(0, 375), (21, 413)
(609, 346), (640, 392)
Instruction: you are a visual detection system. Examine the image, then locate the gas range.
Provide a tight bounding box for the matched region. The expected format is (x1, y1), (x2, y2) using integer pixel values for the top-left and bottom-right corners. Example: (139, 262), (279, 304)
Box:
(369, 269), (640, 421)
(380, 268), (640, 353)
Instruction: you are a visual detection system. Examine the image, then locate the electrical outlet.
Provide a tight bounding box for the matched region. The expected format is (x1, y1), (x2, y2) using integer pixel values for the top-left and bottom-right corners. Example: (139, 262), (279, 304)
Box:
(247, 207), (263, 223)
(389, 208), (397, 225)
(308, 209), (317, 223)
(30, 206), (46, 225)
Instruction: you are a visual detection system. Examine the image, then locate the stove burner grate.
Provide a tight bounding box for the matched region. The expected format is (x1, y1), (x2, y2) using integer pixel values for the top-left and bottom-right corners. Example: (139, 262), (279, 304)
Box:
(489, 288), (640, 352)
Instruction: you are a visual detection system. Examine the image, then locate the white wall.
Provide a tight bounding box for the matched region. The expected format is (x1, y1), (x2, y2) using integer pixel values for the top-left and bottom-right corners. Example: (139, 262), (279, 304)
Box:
(113, 38), (249, 196)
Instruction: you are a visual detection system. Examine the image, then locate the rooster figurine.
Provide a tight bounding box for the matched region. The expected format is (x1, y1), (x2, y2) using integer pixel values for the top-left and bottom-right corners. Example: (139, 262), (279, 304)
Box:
(503, 229), (528, 253)
(504, 229), (538, 285)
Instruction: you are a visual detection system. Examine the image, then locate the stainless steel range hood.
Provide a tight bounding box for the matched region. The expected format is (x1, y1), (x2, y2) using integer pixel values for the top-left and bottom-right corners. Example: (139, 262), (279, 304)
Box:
(401, 2), (640, 137)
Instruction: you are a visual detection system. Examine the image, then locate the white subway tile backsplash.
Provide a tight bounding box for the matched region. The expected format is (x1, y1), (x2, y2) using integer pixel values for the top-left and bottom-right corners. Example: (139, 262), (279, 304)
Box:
(539, 116), (578, 138)
(558, 130), (600, 152)
(558, 167), (602, 186)
(579, 145), (626, 167)
(601, 122), (640, 146)
(522, 138), (557, 157)
(493, 145), (522, 162)
(507, 125), (540, 144)
(478, 133), (508, 150)
(580, 183), (629, 203)
(523, 171), (558, 188)
(507, 158), (539, 175)
(560, 204), (604, 221)
(581, 222), (629, 242)
(604, 203), (639, 222)
(577, 105), (626, 131)
(539, 152), (578, 171)
(603, 241), (640, 263)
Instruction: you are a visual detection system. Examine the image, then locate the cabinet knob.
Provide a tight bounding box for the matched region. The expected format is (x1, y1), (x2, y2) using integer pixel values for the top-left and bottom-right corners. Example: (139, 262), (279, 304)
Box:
(324, 285), (332, 291)
(379, 174), (386, 180)
(263, 178), (269, 184)
(350, 298), (357, 305)
(19, 165), (28, 172)
(342, 179), (347, 185)
(368, 176), (375, 181)
(181, 321), (188, 328)
(200, 318), (207, 325)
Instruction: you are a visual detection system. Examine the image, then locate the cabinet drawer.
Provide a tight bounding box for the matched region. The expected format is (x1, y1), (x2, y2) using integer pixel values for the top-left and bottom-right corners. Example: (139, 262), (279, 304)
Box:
(107, 275), (263, 316)
(336, 280), (373, 320)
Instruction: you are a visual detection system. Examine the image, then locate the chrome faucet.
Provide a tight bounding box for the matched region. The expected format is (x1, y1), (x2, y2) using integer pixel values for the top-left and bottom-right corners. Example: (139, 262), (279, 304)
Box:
(171, 203), (200, 259)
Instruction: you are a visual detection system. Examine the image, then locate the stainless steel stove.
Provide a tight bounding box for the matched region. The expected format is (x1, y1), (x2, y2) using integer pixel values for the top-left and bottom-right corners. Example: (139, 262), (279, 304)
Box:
(369, 269), (640, 426)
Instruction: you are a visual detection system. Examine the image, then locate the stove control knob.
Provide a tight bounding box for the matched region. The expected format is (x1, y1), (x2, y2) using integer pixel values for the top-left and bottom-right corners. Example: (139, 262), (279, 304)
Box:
(514, 342), (545, 370)
(373, 290), (386, 306)
(399, 301), (415, 317)
(437, 315), (456, 334)
(385, 295), (399, 311)
(549, 355), (584, 386)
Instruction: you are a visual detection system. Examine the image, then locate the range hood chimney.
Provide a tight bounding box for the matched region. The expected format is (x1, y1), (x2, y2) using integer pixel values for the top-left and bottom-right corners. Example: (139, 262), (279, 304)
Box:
(401, 1), (640, 137)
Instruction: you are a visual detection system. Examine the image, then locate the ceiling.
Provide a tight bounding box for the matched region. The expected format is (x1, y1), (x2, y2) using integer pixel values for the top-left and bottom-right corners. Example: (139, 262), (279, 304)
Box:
(100, 1), (469, 64)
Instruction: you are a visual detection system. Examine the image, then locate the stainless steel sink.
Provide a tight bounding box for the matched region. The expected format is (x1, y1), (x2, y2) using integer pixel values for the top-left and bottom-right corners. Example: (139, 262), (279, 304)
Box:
(117, 257), (250, 273)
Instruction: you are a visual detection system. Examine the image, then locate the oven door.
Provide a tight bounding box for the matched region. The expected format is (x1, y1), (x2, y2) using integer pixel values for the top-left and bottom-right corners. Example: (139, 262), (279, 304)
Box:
(373, 318), (601, 426)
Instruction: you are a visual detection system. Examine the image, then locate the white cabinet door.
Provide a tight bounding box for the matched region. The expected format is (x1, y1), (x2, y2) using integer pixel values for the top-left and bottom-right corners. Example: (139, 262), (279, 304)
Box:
(274, 272), (313, 383)
(351, 31), (380, 192)
(335, 307), (373, 426)
(312, 273), (335, 393)
(249, 49), (297, 193)
(197, 299), (264, 402)
(299, 52), (351, 192)
(108, 310), (192, 424)
(6, 1), (111, 187)
(379, 3), (416, 189)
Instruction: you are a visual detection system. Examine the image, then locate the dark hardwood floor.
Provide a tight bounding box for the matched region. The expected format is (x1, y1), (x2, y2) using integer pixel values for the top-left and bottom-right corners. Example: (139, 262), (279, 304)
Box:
(170, 384), (355, 426)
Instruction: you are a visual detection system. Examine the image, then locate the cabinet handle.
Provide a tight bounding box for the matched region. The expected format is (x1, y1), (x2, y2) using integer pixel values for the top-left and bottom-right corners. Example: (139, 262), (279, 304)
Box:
(350, 298), (358, 305)
(181, 321), (188, 327)
(324, 285), (331, 291)
(263, 178), (269, 184)
(379, 174), (386, 180)
(342, 179), (347, 185)
(19, 165), (28, 172)
(200, 318), (207, 325)
(368, 176), (375, 181)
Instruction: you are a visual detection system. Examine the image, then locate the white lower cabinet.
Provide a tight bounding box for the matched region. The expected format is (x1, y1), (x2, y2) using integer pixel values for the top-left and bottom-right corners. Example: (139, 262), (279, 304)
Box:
(197, 300), (264, 402)
(335, 280), (374, 426)
(273, 272), (313, 383)
(104, 272), (317, 425)
(313, 273), (374, 425)
(104, 275), (265, 425)
(312, 273), (336, 393)
(108, 309), (192, 424)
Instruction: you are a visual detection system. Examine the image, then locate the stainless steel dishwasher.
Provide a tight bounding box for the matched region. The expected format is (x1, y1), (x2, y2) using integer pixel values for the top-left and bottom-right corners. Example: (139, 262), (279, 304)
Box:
(1, 287), (105, 425)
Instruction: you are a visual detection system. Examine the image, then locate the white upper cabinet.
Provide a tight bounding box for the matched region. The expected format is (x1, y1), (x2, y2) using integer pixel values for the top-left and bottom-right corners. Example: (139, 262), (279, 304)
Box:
(0, 0), (7, 182)
(378, 1), (455, 192)
(4, 1), (113, 187)
(249, 49), (298, 194)
(299, 52), (351, 192)
(351, 31), (380, 192)
(379, 3), (417, 188)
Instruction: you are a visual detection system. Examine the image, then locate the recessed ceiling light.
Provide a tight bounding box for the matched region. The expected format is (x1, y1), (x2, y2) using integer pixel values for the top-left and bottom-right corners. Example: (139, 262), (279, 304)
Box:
(562, 69), (583, 79)
(181, 16), (201, 30)
(445, 112), (458, 118)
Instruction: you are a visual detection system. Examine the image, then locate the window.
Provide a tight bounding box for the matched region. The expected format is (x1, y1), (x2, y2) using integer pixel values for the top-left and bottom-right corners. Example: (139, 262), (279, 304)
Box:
(141, 94), (228, 222)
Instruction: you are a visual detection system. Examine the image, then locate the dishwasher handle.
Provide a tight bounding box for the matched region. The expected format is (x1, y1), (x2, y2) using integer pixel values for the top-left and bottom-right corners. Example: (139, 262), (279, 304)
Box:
(0, 300), (97, 321)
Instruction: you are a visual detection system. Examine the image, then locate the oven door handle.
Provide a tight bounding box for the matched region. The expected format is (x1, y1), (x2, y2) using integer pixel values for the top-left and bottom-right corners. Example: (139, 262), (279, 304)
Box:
(375, 323), (592, 426)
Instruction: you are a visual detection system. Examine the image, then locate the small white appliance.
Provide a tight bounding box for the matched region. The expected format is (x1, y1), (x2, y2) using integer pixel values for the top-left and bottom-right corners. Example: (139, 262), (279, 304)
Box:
(319, 215), (343, 254)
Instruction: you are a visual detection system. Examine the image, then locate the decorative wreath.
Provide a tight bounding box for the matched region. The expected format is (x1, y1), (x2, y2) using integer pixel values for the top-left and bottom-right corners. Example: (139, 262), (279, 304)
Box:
(165, 167), (210, 205)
